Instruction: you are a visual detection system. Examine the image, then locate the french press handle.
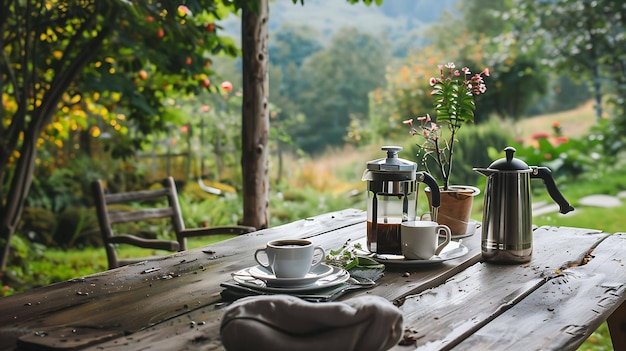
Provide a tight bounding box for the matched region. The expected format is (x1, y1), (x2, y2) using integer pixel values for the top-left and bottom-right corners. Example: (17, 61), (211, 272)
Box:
(418, 172), (440, 222)
(417, 172), (440, 208)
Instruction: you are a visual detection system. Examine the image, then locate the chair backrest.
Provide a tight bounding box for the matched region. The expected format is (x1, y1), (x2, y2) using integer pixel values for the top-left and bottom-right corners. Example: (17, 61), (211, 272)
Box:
(92, 177), (188, 269)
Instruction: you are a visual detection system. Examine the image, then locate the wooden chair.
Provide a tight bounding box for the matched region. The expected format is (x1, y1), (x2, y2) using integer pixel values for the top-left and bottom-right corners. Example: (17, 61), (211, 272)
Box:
(92, 176), (256, 269)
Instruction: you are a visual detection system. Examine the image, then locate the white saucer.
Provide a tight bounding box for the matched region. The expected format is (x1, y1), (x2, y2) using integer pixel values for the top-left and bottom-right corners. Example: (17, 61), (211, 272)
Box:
(247, 263), (334, 287)
(443, 219), (481, 240)
(232, 266), (350, 292)
(370, 241), (469, 266)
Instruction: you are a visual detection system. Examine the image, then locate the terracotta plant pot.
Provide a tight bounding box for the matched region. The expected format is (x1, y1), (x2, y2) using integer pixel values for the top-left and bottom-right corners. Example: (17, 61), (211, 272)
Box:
(424, 185), (480, 236)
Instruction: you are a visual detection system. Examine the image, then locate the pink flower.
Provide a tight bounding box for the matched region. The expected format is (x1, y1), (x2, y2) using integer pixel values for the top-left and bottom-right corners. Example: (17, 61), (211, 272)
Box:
(177, 5), (192, 16)
(553, 136), (569, 145)
(221, 81), (233, 92)
(531, 131), (551, 140)
(483, 68), (490, 77)
(454, 70), (460, 76)
(429, 77), (437, 86)
(417, 114), (431, 122)
(402, 119), (414, 127)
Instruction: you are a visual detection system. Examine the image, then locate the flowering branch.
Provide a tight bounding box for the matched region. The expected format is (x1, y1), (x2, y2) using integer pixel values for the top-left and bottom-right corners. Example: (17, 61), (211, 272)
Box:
(404, 62), (489, 190)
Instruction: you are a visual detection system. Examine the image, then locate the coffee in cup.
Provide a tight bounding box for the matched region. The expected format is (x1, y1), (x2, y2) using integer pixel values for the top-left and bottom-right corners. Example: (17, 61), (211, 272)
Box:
(254, 239), (325, 278)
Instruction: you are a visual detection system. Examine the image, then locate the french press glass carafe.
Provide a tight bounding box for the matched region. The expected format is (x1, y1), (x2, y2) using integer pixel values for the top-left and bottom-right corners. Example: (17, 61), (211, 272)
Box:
(362, 146), (440, 255)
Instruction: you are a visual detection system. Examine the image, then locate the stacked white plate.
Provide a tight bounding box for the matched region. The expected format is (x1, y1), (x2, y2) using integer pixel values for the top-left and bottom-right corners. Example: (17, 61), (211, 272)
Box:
(231, 263), (350, 293)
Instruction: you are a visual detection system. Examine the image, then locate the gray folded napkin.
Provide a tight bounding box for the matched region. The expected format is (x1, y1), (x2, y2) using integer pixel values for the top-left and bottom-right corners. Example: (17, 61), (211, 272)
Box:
(220, 294), (403, 351)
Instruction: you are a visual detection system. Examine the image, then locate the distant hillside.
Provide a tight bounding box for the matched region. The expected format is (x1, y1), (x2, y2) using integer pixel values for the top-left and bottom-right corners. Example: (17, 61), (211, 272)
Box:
(218, 0), (457, 51)
(516, 100), (597, 144)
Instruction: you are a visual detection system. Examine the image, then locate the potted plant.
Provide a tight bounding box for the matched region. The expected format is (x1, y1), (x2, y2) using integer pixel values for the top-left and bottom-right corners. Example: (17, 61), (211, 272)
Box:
(403, 62), (489, 236)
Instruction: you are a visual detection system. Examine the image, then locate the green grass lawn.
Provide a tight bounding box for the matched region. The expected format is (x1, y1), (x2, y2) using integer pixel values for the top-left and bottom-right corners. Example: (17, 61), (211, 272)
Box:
(43, 234), (237, 268)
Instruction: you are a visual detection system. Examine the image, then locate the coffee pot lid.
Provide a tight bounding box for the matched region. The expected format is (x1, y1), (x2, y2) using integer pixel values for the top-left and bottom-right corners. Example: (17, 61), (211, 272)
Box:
(488, 147), (530, 171)
(363, 146), (416, 181)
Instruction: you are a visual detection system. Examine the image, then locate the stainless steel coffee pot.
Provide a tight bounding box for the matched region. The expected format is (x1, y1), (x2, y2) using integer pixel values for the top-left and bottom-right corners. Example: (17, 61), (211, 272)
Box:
(474, 147), (574, 263)
(362, 146), (440, 255)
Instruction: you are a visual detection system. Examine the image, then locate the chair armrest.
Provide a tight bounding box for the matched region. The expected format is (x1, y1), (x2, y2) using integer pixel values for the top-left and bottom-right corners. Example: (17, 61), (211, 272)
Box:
(108, 234), (180, 251)
(180, 225), (256, 238)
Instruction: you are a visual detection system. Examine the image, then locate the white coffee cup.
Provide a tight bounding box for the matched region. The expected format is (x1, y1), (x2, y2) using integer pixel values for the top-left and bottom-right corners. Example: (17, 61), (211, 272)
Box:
(254, 239), (325, 278)
(400, 221), (452, 260)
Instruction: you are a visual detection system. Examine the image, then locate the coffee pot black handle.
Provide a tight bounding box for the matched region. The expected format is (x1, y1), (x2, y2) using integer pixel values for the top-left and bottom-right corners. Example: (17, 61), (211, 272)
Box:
(532, 167), (575, 214)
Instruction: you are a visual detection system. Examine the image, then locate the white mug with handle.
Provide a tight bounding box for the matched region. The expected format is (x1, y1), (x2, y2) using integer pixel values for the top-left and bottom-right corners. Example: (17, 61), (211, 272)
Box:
(400, 221), (452, 260)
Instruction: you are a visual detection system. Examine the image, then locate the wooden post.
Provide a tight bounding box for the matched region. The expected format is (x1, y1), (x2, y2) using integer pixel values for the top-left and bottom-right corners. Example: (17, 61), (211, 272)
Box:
(241, 0), (269, 229)
(608, 300), (626, 351)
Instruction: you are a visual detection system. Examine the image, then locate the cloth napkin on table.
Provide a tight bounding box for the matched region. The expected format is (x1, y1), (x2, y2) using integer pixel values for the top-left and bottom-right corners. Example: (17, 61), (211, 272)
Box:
(220, 294), (403, 351)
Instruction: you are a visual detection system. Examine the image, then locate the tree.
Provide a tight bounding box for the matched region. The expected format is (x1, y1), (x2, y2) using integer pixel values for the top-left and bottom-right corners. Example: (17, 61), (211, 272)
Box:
(293, 27), (390, 153)
(270, 24), (323, 75)
(1, 0), (382, 270)
(425, 0), (548, 121)
(239, 0), (382, 225)
(0, 0), (239, 269)
(508, 0), (626, 125)
(267, 24), (322, 179)
(240, 0), (270, 229)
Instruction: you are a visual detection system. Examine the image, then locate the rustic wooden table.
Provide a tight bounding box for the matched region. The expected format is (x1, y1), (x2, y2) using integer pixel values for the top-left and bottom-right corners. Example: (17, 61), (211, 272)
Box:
(1, 209), (625, 351)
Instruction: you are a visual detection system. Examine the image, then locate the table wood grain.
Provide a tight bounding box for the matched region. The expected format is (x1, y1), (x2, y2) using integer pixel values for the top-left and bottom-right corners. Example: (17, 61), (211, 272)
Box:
(0, 209), (624, 351)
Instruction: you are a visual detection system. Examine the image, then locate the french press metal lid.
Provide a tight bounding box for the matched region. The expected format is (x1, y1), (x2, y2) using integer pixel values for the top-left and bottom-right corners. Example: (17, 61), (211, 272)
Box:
(362, 146), (417, 181)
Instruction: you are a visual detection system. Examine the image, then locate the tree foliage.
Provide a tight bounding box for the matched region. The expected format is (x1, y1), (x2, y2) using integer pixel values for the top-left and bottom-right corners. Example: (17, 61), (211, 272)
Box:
(507, 0), (626, 126)
(292, 27), (390, 153)
(0, 0), (240, 269)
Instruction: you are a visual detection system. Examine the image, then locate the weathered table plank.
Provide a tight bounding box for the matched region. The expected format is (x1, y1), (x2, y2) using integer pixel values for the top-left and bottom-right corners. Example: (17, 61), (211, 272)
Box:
(455, 232), (626, 351)
(388, 226), (608, 350)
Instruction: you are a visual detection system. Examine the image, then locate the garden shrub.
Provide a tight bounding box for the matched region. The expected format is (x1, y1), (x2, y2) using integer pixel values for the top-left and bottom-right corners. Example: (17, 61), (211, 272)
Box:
(454, 120), (516, 185)
(178, 191), (246, 228)
(408, 119), (515, 187)
(19, 207), (56, 245)
(513, 118), (626, 182)
(53, 207), (101, 248)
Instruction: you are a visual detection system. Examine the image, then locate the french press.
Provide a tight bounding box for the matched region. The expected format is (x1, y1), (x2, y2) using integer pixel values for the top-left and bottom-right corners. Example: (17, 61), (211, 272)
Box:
(362, 146), (440, 255)
(474, 147), (575, 263)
